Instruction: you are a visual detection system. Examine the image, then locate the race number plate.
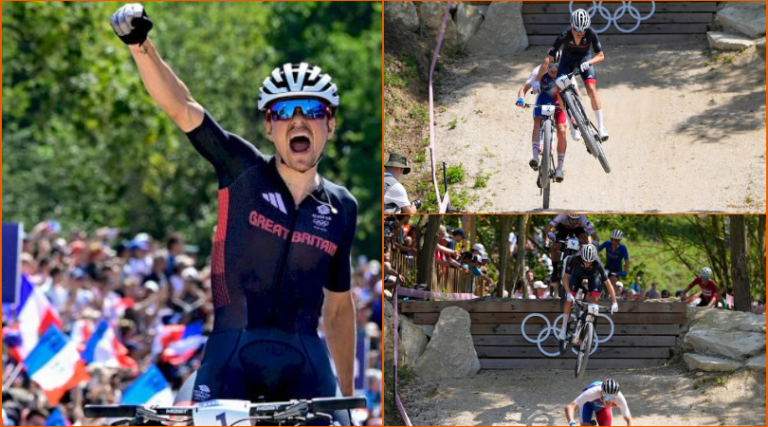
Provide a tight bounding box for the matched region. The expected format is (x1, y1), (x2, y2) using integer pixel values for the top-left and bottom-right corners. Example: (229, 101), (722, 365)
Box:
(540, 105), (556, 117)
(566, 238), (580, 251)
(555, 75), (571, 90)
(193, 400), (250, 426)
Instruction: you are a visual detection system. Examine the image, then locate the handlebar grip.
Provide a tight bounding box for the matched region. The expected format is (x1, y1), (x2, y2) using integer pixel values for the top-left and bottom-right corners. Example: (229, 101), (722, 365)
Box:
(84, 406), (139, 418)
(311, 397), (367, 412)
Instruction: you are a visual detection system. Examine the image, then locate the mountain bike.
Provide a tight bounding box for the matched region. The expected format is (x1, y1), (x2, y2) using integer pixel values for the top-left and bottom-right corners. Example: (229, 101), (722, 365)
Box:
(560, 288), (613, 380)
(84, 396), (366, 426)
(555, 69), (610, 173)
(550, 237), (584, 310)
(525, 101), (560, 210)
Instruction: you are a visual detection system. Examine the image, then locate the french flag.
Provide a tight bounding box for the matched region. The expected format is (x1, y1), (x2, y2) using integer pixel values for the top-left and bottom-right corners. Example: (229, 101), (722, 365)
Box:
(45, 408), (71, 426)
(25, 326), (89, 406)
(121, 365), (174, 406)
(159, 322), (206, 366)
(2, 326), (23, 362)
(69, 319), (95, 354)
(15, 274), (62, 361)
(81, 320), (137, 369)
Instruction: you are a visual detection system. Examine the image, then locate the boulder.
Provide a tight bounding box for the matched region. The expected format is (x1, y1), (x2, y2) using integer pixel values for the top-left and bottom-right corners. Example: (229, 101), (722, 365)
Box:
(384, 1), (419, 33)
(716, 3), (766, 38)
(399, 317), (428, 367)
(685, 306), (766, 334)
(707, 31), (755, 51)
(384, 298), (394, 320)
(383, 300), (404, 375)
(746, 353), (766, 371)
(684, 330), (766, 360)
(455, 2), (483, 48)
(683, 353), (743, 372)
(465, 1), (528, 56)
(757, 37), (766, 57)
(412, 306), (480, 379)
(420, 324), (435, 337)
(418, 2), (461, 50)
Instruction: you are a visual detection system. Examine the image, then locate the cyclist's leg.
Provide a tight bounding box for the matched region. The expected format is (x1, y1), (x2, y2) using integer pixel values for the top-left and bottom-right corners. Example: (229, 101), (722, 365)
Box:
(575, 228), (589, 244)
(581, 402), (596, 426)
(595, 407), (613, 426)
(174, 330), (247, 405)
(531, 113), (543, 168)
(555, 101), (568, 175)
(587, 274), (601, 302)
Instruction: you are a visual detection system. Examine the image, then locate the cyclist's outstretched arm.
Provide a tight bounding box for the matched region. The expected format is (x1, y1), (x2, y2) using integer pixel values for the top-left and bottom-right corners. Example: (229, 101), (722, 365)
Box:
(624, 415), (635, 426)
(518, 82), (533, 100)
(129, 39), (204, 132)
(533, 56), (552, 83)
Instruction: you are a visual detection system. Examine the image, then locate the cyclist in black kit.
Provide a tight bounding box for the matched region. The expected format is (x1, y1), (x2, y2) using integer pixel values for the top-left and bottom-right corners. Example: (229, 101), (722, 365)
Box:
(111, 4), (356, 425)
(558, 245), (619, 353)
(533, 9), (609, 142)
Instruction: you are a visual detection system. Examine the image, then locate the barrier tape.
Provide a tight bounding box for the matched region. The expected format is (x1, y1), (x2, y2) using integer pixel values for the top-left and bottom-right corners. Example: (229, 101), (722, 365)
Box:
(428, 2), (452, 213)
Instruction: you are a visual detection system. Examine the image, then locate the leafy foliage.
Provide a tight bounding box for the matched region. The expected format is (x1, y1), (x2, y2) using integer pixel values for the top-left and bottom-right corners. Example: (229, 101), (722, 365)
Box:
(2, 2), (381, 259)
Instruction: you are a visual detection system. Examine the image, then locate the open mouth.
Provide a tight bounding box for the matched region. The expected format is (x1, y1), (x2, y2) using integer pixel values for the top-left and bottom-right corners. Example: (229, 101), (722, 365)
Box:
(289, 135), (311, 153)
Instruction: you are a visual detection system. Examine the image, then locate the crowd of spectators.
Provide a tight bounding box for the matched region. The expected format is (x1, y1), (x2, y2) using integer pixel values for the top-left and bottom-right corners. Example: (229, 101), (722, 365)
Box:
(2, 221), (382, 426)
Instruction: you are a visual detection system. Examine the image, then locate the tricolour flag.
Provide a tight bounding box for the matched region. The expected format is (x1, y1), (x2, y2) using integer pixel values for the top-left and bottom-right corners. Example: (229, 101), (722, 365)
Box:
(82, 319), (137, 369)
(157, 322), (206, 366)
(15, 274), (62, 360)
(121, 365), (174, 407)
(25, 326), (89, 406)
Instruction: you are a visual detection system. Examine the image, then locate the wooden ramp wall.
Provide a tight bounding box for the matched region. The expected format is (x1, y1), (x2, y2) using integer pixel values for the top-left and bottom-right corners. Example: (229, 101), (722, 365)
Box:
(401, 300), (687, 369)
(469, 1), (720, 44)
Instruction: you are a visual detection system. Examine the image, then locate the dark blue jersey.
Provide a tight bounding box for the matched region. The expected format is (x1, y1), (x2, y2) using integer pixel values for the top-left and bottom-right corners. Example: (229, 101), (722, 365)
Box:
(187, 112), (357, 333)
(566, 253), (608, 283)
(551, 26), (602, 58)
(597, 242), (629, 272)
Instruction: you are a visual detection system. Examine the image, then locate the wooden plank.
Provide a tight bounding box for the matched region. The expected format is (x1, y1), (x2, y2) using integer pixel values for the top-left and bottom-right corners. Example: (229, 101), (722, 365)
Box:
(527, 34), (705, 45)
(475, 346), (672, 359)
(479, 358), (670, 369)
(471, 323), (680, 336)
(522, 3), (719, 14)
(413, 312), (687, 325)
(473, 335), (677, 347)
(523, 12), (716, 24)
(526, 23), (708, 35)
(400, 300), (687, 313)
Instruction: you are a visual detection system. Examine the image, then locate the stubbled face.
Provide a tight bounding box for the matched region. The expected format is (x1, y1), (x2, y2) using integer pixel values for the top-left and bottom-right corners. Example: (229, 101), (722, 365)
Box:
(265, 105), (335, 173)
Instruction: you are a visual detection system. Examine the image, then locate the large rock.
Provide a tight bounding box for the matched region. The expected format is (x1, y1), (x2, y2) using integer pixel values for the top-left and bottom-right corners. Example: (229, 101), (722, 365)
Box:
(412, 306), (480, 379)
(716, 3), (766, 38)
(418, 2), (461, 50)
(465, 1), (528, 56)
(684, 330), (766, 360)
(384, 299), (394, 320)
(455, 2), (484, 49)
(399, 317), (428, 367)
(420, 324), (435, 337)
(757, 37), (766, 57)
(685, 306), (766, 334)
(746, 353), (766, 371)
(707, 31), (755, 50)
(385, 1), (419, 33)
(383, 300), (404, 375)
(683, 353), (743, 372)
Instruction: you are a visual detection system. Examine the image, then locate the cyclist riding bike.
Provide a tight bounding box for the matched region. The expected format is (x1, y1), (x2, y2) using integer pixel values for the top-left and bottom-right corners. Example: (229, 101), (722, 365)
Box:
(597, 230), (630, 285)
(566, 379), (635, 426)
(534, 8), (609, 142)
(559, 245), (618, 351)
(546, 214), (600, 282)
(681, 267), (720, 308)
(516, 48), (582, 182)
(111, 4), (356, 425)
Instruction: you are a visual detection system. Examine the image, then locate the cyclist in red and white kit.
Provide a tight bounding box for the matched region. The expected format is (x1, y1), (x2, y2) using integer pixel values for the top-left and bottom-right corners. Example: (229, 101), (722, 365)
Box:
(566, 379), (635, 426)
(681, 267), (719, 308)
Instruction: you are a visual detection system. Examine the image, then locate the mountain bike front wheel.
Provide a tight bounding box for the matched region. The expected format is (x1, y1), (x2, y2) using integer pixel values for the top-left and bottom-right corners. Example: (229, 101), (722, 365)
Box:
(541, 119), (552, 209)
(562, 91), (611, 173)
(575, 321), (594, 380)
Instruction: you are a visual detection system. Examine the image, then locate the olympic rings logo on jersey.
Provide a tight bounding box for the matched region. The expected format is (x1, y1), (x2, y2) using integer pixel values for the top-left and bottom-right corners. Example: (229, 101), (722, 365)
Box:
(520, 312), (615, 357)
(569, 1), (656, 34)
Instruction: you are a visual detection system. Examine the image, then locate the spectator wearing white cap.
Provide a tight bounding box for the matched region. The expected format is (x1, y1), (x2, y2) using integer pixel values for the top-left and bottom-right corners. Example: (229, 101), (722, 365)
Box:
(614, 281), (624, 299)
(533, 280), (550, 299)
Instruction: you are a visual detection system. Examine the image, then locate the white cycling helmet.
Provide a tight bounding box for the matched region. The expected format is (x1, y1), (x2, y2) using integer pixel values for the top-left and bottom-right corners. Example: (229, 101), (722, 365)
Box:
(610, 229), (623, 240)
(700, 266), (712, 277)
(581, 244), (597, 262)
(602, 379), (620, 396)
(571, 9), (591, 32)
(257, 62), (339, 110)
(567, 214), (581, 224)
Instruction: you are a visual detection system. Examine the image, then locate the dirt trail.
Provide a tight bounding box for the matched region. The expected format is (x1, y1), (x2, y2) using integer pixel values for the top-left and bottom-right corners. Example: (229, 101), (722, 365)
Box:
(397, 366), (766, 426)
(432, 42), (766, 213)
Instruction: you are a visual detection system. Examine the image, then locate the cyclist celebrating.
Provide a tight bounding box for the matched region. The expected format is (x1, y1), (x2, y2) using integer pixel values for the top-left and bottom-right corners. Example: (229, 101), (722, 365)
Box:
(516, 48), (582, 182)
(566, 379), (635, 426)
(533, 8), (609, 142)
(559, 245), (618, 352)
(597, 229), (630, 281)
(111, 4), (356, 424)
(681, 267), (720, 308)
(546, 214), (599, 283)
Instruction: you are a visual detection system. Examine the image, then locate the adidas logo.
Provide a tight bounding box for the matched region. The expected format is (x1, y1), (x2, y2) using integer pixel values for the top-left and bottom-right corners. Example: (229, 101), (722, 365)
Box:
(263, 192), (287, 214)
